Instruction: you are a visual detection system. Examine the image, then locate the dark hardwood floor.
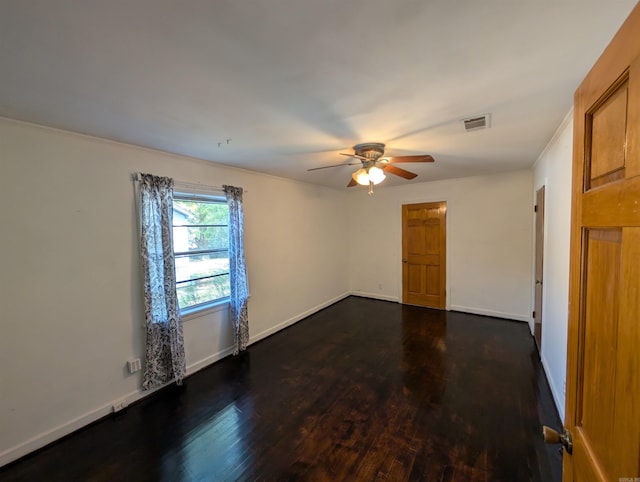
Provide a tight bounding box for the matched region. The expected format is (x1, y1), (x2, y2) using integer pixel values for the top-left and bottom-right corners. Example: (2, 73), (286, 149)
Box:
(1, 297), (562, 481)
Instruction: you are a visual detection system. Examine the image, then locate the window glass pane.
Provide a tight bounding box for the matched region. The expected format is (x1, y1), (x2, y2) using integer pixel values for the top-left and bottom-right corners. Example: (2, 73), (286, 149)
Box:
(173, 226), (229, 252)
(177, 275), (230, 309)
(173, 199), (228, 225)
(175, 252), (229, 283)
(173, 196), (230, 310)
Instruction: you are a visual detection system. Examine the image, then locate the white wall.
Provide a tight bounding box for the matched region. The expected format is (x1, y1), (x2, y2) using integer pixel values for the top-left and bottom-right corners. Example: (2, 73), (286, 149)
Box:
(531, 110), (573, 421)
(0, 118), (350, 465)
(348, 170), (534, 321)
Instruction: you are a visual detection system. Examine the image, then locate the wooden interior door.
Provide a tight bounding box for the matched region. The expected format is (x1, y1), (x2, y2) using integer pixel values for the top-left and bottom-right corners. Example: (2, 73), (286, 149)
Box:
(402, 202), (446, 309)
(565, 3), (640, 480)
(534, 186), (545, 351)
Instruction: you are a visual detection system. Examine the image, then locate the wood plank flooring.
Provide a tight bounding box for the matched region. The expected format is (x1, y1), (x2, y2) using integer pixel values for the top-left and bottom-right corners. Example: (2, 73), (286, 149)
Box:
(0, 297), (562, 481)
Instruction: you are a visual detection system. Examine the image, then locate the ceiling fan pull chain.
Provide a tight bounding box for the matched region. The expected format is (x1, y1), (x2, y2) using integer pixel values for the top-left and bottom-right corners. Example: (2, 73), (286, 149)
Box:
(368, 181), (374, 195)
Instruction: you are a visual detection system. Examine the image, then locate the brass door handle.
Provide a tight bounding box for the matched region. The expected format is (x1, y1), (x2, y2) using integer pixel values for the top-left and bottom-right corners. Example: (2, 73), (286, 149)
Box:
(542, 426), (572, 454)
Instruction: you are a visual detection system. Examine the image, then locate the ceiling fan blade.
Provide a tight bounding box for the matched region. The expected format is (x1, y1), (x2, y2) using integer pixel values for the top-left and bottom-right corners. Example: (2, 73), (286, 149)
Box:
(383, 164), (418, 180)
(339, 152), (368, 161)
(347, 178), (358, 187)
(387, 155), (434, 163)
(307, 161), (360, 171)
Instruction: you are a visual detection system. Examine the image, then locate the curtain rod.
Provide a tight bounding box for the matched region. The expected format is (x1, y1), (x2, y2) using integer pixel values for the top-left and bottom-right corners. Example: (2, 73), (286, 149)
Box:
(133, 173), (247, 193)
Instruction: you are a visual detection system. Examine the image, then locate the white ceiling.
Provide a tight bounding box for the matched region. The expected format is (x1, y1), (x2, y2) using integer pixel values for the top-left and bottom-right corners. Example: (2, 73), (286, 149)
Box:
(1, 1), (637, 189)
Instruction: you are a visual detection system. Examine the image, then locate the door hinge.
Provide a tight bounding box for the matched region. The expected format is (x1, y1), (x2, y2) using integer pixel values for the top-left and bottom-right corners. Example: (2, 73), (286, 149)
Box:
(534, 205), (538, 212)
(532, 310), (536, 318)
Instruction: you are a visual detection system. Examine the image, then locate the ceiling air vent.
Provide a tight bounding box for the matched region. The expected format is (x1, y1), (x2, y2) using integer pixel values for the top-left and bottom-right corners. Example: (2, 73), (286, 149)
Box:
(463, 114), (491, 132)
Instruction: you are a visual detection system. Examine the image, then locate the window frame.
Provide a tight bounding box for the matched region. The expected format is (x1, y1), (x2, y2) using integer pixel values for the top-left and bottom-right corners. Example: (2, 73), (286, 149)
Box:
(172, 191), (230, 318)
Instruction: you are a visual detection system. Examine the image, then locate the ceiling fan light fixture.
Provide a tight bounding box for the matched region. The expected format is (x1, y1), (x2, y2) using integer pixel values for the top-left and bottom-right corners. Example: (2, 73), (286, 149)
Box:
(353, 168), (370, 186)
(368, 166), (386, 184)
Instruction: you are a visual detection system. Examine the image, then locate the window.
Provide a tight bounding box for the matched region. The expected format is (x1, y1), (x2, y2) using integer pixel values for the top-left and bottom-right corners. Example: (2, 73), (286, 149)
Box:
(173, 194), (230, 313)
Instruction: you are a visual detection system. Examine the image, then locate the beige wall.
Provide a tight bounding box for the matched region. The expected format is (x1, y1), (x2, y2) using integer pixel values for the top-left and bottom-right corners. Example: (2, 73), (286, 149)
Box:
(0, 116), (542, 466)
(0, 118), (350, 464)
(348, 170), (534, 321)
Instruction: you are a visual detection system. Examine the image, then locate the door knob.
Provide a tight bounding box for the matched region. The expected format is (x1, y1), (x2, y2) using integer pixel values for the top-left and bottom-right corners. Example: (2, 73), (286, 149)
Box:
(535, 280), (542, 285)
(402, 259), (408, 263)
(542, 426), (573, 454)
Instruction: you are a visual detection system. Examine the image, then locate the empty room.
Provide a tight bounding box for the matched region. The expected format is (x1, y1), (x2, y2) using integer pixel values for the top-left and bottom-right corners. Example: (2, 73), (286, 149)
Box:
(1, 1), (639, 481)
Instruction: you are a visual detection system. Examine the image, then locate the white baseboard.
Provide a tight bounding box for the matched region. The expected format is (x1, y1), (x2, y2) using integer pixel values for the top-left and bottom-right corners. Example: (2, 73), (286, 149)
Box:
(249, 292), (351, 344)
(186, 346), (236, 375)
(0, 292), (351, 468)
(0, 398), (124, 467)
(0, 342), (238, 468)
(448, 304), (531, 322)
(348, 296), (529, 324)
(349, 291), (400, 303)
(541, 353), (565, 422)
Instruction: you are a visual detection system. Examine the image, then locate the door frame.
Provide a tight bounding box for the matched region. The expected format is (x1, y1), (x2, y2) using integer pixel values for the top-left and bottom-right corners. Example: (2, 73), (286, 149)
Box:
(534, 185), (545, 351)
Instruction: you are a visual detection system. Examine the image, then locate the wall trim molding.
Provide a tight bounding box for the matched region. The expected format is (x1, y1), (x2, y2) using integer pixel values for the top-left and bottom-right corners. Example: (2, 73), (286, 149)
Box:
(0, 116), (344, 193)
(349, 291), (400, 303)
(448, 304), (530, 322)
(0, 291), (351, 468)
(531, 108), (573, 172)
(347, 294), (529, 323)
(541, 353), (565, 421)
(0, 343), (235, 467)
(0, 385), (150, 468)
(248, 292), (352, 344)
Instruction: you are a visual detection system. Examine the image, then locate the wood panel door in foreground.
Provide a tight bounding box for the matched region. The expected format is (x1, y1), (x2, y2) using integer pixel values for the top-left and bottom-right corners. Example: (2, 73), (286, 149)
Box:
(402, 202), (446, 309)
(564, 3), (640, 480)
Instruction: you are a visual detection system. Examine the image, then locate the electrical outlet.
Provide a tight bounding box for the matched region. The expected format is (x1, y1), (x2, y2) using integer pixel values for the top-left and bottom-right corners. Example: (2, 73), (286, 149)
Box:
(127, 358), (142, 373)
(112, 400), (128, 413)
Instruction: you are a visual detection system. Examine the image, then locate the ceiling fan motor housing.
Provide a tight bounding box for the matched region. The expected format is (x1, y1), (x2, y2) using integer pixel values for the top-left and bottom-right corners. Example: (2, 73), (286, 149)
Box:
(353, 142), (386, 161)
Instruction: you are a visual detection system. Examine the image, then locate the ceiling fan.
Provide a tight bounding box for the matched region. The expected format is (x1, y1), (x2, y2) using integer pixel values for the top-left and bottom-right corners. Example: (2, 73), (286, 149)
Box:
(308, 142), (434, 194)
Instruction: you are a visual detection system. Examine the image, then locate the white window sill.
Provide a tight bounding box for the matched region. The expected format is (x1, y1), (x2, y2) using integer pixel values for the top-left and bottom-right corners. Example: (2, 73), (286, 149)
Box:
(180, 298), (230, 321)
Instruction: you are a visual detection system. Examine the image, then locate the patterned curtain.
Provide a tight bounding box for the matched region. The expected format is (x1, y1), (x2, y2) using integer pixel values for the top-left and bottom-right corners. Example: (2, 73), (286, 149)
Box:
(223, 185), (249, 355)
(138, 173), (186, 390)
